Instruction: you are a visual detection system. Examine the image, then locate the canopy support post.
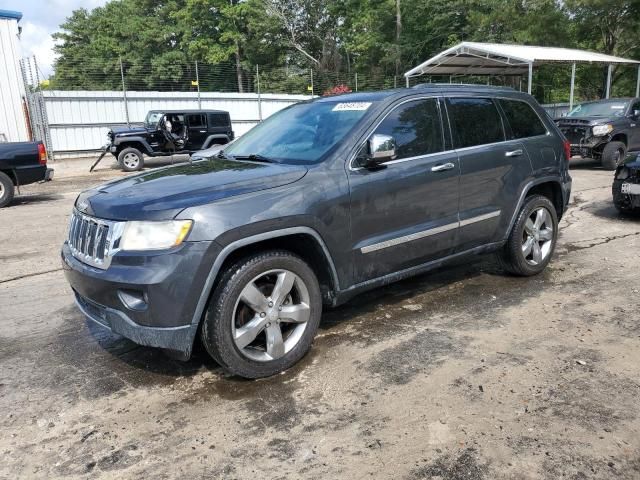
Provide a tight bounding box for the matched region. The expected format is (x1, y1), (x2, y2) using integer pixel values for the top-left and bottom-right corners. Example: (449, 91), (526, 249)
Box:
(569, 63), (576, 111)
(527, 63), (533, 95)
(636, 65), (640, 97)
(606, 64), (612, 99)
(406, 76), (409, 88)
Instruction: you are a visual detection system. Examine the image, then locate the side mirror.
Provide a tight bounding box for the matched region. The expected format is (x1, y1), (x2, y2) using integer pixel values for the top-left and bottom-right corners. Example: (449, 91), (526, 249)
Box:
(359, 134), (396, 168)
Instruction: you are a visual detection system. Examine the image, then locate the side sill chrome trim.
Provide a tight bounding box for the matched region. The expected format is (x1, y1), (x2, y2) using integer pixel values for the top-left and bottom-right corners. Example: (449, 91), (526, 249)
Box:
(361, 221), (458, 253)
(360, 209), (501, 254)
(459, 210), (501, 227)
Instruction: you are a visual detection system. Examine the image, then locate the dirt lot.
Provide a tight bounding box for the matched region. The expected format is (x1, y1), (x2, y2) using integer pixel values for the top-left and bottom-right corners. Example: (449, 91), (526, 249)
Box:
(1, 158), (639, 479)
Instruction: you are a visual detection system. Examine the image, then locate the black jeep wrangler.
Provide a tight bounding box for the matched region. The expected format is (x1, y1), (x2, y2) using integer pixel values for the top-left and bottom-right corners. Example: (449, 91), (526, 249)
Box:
(104, 110), (234, 172)
(555, 98), (640, 170)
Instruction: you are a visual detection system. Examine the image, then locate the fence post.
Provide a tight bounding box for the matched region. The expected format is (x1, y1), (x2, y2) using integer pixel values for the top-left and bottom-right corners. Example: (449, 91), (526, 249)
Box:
(355, 72), (358, 92)
(256, 65), (263, 122)
(195, 61), (201, 110)
(119, 57), (130, 127)
(310, 68), (314, 97)
(32, 56), (53, 161)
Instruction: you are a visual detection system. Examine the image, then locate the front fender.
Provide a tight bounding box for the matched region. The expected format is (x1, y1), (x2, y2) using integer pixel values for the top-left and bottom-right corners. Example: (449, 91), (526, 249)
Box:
(112, 136), (153, 154)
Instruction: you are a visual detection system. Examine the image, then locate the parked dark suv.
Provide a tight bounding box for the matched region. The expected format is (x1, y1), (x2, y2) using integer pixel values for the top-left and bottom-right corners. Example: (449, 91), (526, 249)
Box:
(555, 97), (640, 170)
(62, 85), (571, 378)
(102, 109), (234, 172)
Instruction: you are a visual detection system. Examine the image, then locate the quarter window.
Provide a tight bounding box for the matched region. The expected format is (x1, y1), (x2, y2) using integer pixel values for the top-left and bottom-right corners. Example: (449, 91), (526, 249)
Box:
(446, 98), (505, 148)
(209, 113), (229, 127)
(373, 98), (443, 160)
(499, 99), (547, 139)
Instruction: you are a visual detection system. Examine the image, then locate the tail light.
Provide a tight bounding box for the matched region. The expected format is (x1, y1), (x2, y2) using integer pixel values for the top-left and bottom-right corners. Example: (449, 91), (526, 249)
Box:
(38, 143), (47, 165)
(563, 139), (571, 163)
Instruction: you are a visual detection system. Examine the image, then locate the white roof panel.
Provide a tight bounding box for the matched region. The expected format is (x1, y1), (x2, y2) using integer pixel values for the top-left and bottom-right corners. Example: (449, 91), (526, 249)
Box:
(405, 42), (640, 77)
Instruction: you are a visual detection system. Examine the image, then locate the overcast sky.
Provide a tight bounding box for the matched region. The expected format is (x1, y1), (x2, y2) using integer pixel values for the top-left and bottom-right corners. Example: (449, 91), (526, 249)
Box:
(5, 0), (108, 76)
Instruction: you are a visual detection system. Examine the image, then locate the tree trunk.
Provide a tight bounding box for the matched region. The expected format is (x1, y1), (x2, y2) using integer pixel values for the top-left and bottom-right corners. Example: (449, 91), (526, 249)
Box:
(235, 41), (244, 93)
(395, 0), (402, 79)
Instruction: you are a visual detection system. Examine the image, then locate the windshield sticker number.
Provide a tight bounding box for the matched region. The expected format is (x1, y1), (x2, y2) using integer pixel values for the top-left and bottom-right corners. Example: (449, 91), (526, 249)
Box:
(611, 105), (625, 109)
(332, 102), (372, 111)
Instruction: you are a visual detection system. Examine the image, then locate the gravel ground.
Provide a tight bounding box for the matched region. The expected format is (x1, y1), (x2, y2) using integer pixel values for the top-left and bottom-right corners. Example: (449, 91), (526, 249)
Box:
(0, 158), (639, 479)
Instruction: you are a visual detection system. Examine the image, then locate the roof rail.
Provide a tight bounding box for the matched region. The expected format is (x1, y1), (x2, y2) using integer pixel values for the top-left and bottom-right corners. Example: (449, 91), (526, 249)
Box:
(412, 83), (515, 91)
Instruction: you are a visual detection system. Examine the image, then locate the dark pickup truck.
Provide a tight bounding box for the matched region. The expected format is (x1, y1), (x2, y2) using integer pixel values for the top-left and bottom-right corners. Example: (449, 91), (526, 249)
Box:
(0, 141), (54, 207)
(555, 97), (640, 170)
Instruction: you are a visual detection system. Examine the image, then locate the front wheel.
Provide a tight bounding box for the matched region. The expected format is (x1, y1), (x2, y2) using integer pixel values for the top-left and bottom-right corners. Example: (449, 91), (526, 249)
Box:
(201, 251), (322, 378)
(118, 147), (144, 172)
(498, 195), (558, 276)
(601, 141), (626, 171)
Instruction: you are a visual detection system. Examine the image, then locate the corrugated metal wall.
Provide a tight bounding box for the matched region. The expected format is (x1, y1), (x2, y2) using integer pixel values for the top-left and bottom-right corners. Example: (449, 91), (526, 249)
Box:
(42, 91), (311, 157)
(0, 16), (29, 142)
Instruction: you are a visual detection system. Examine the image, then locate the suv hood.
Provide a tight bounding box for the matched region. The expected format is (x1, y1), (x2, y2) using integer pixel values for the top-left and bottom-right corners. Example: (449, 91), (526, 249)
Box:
(76, 158), (308, 220)
(110, 126), (150, 137)
(555, 116), (620, 126)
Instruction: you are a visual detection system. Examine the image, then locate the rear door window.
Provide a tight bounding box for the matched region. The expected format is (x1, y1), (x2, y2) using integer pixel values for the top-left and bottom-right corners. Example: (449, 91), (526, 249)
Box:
(186, 114), (206, 128)
(498, 99), (547, 139)
(446, 97), (505, 148)
(374, 98), (444, 160)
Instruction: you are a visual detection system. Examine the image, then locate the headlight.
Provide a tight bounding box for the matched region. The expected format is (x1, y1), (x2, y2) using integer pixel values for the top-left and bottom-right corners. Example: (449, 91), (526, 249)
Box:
(120, 220), (193, 251)
(592, 124), (613, 136)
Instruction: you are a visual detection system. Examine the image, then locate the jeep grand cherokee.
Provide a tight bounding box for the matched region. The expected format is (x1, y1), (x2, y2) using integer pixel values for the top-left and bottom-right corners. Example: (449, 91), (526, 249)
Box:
(62, 84), (572, 378)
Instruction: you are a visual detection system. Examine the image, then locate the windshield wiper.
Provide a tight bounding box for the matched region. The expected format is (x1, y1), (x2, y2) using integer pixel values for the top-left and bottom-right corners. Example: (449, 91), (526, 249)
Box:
(217, 150), (234, 160)
(231, 154), (276, 164)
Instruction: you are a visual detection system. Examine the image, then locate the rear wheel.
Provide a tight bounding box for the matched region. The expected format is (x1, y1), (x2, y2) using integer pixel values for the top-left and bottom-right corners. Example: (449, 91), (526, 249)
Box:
(0, 171), (15, 208)
(118, 147), (144, 172)
(201, 251), (322, 378)
(498, 194), (558, 276)
(601, 141), (626, 170)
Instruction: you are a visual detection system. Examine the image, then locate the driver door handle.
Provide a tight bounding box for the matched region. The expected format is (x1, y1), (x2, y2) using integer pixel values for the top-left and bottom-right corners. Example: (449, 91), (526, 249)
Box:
(431, 162), (455, 172)
(505, 149), (524, 157)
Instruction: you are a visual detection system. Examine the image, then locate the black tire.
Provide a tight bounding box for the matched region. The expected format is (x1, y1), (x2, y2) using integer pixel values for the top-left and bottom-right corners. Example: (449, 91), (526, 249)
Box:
(612, 178), (640, 215)
(498, 194), (558, 276)
(117, 147), (144, 172)
(0, 171), (15, 208)
(201, 250), (322, 378)
(601, 141), (626, 171)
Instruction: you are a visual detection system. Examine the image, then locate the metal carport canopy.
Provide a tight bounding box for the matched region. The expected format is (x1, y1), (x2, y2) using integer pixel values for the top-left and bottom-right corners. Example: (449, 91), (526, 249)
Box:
(404, 42), (640, 102)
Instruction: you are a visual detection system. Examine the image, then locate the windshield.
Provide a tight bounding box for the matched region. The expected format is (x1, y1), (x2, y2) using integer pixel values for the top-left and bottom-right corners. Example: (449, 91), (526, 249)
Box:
(223, 100), (374, 164)
(568, 100), (629, 118)
(145, 111), (164, 127)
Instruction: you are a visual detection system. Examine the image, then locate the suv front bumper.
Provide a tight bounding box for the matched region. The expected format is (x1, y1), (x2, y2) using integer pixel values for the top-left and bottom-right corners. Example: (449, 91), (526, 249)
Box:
(61, 240), (218, 356)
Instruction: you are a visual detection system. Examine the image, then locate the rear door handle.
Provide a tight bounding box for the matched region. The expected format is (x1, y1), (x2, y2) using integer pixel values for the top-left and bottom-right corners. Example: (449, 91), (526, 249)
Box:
(505, 149), (524, 157)
(199, 130), (206, 133)
(431, 162), (455, 172)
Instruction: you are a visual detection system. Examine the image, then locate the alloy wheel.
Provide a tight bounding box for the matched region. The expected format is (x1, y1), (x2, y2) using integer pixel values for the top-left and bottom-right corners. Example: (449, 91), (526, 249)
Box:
(521, 207), (554, 265)
(123, 152), (140, 169)
(232, 269), (311, 362)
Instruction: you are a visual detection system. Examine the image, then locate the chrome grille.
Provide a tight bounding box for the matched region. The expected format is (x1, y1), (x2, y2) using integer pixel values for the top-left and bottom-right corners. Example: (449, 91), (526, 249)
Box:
(68, 210), (123, 269)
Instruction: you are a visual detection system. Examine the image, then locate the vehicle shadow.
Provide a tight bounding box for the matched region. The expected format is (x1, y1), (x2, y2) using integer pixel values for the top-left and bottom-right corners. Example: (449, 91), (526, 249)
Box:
(569, 157), (603, 170)
(9, 193), (65, 206)
(84, 255), (504, 384)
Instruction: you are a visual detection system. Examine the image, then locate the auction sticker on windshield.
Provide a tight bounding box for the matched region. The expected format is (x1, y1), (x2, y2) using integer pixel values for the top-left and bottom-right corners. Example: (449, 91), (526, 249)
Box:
(332, 102), (372, 111)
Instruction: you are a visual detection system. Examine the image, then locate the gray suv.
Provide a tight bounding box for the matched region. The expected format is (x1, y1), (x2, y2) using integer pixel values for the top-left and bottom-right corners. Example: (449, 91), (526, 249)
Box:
(62, 85), (572, 378)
